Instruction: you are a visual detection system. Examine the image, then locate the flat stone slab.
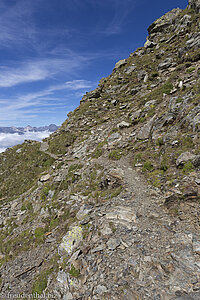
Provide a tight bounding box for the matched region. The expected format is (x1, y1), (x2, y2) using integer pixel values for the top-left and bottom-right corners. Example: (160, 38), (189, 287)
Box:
(105, 206), (136, 229)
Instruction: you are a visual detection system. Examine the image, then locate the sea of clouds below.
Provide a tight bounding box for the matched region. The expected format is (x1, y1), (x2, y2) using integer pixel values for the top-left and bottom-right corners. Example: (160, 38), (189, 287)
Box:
(0, 131), (51, 153)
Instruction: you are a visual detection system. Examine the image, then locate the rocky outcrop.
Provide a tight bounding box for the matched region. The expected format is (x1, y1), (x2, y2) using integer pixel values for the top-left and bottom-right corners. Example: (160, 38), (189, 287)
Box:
(188, 0), (200, 12)
(148, 8), (182, 36)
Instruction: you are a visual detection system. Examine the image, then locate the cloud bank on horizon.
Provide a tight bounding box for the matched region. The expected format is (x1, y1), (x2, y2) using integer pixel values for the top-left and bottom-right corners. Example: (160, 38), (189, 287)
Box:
(0, 0), (187, 127)
(0, 131), (51, 153)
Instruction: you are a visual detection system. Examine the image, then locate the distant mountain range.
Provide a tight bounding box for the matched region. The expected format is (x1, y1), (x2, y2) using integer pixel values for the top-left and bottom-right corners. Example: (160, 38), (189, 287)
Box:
(0, 124), (59, 135)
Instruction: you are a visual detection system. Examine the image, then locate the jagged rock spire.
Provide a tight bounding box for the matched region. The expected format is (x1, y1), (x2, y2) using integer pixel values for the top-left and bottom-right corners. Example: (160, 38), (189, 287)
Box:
(188, 0), (200, 12)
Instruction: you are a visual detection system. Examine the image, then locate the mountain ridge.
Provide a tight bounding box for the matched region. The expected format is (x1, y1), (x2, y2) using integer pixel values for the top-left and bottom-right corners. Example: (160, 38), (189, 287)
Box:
(0, 0), (200, 299)
(0, 124), (59, 135)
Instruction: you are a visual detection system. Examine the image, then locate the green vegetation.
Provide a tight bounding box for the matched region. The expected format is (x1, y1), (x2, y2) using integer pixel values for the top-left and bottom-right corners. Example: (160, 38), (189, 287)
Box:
(82, 223), (92, 239)
(91, 141), (107, 158)
(48, 131), (76, 155)
(110, 186), (123, 198)
(133, 153), (143, 166)
(0, 142), (54, 200)
(142, 160), (153, 171)
(179, 136), (194, 152)
(0, 6), (199, 289)
(176, 97), (183, 103)
(149, 71), (159, 80)
(109, 222), (116, 233)
(185, 49), (200, 62)
(34, 227), (45, 240)
(40, 185), (50, 201)
(108, 149), (122, 160)
(148, 170), (164, 188)
(162, 82), (173, 95)
(0, 229), (35, 262)
(32, 269), (51, 295)
(144, 81), (173, 104)
(68, 163), (83, 173)
(182, 161), (194, 174)
(187, 66), (196, 73)
(49, 217), (59, 229)
(32, 254), (59, 295)
(147, 107), (155, 118)
(60, 163), (83, 190)
(21, 201), (33, 212)
(0, 206), (77, 266)
(160, 159), (169, 172)
(156, 138), (164, 147)
(69, 264), (80, 278)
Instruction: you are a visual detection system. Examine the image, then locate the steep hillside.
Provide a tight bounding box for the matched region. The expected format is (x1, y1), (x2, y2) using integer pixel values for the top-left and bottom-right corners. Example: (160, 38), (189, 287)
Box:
(0, 1), (200, 299)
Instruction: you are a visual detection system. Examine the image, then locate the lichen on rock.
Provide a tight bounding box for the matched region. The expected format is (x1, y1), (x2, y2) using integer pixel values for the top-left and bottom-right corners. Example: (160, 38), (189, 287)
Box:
(59, 226), (83, 255)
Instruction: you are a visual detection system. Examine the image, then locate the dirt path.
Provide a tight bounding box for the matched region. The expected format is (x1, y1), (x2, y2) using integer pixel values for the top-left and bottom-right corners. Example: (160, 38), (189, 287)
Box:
(89, 157), (200, 299)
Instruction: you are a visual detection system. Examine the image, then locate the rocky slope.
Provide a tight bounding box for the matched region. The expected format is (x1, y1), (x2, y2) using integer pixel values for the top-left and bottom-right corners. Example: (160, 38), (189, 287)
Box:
(0, 0), (200, 299)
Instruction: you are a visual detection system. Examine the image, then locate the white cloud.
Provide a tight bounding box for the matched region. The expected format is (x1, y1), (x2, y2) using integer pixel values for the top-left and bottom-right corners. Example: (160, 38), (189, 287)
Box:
(0, 58), (90, 88)
(3, 80), (93, 109)
(0, 0), (38, 48)
(0, 63), (48, 88)
(0, 79), (95, 125)
(0, 0), (130, 127)
(0, 131), (51, 152)
(64, 80), (93, 90)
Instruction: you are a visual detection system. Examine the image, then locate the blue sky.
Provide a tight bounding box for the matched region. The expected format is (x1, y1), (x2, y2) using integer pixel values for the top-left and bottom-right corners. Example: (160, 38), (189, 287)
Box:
(0, 0), (188, 127)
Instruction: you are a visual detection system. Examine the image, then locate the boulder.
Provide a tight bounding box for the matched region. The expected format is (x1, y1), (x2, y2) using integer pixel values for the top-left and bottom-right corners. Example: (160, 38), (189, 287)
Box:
(161, 113), (176, 126)
(40, 142), (49, 152)
(107, 238), (121, 250)
(185, 106), (200, 132)
(130, 88), (139, 95)
(133, 49), (145, 56)
(111, 99), (118, 106)
(156, 50), (165, 59)
(95, 285), (108, 295)
(137, 70), (147, 81)
(148, 8), (182, 35)
(188, 0), (200, 13)
(164, 193), (179, 208)
(40, 174), (50, 182)
(76, 204), (93, 220)
(178, 47), (187, 58)
(158, 58), (173, 70)
(193, 155), (200, 168)
(144, 39), (157, 49)
(117, 121), (130, 128)
(87, 89), (101, 99)
(59, 226), (83, 255)
(114, 59), (127, 69)
(108, 132), (121, 143)
(130, 109), (142, 123)
(186, 33), (200, 49)
(176, 151), (196, 167)
(124, 65), (136, 74)
(183, 186), (198, 201)
(137, 116), (156, 140)
(105, 206), (137, 229)
(179, 14), (192, 28)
